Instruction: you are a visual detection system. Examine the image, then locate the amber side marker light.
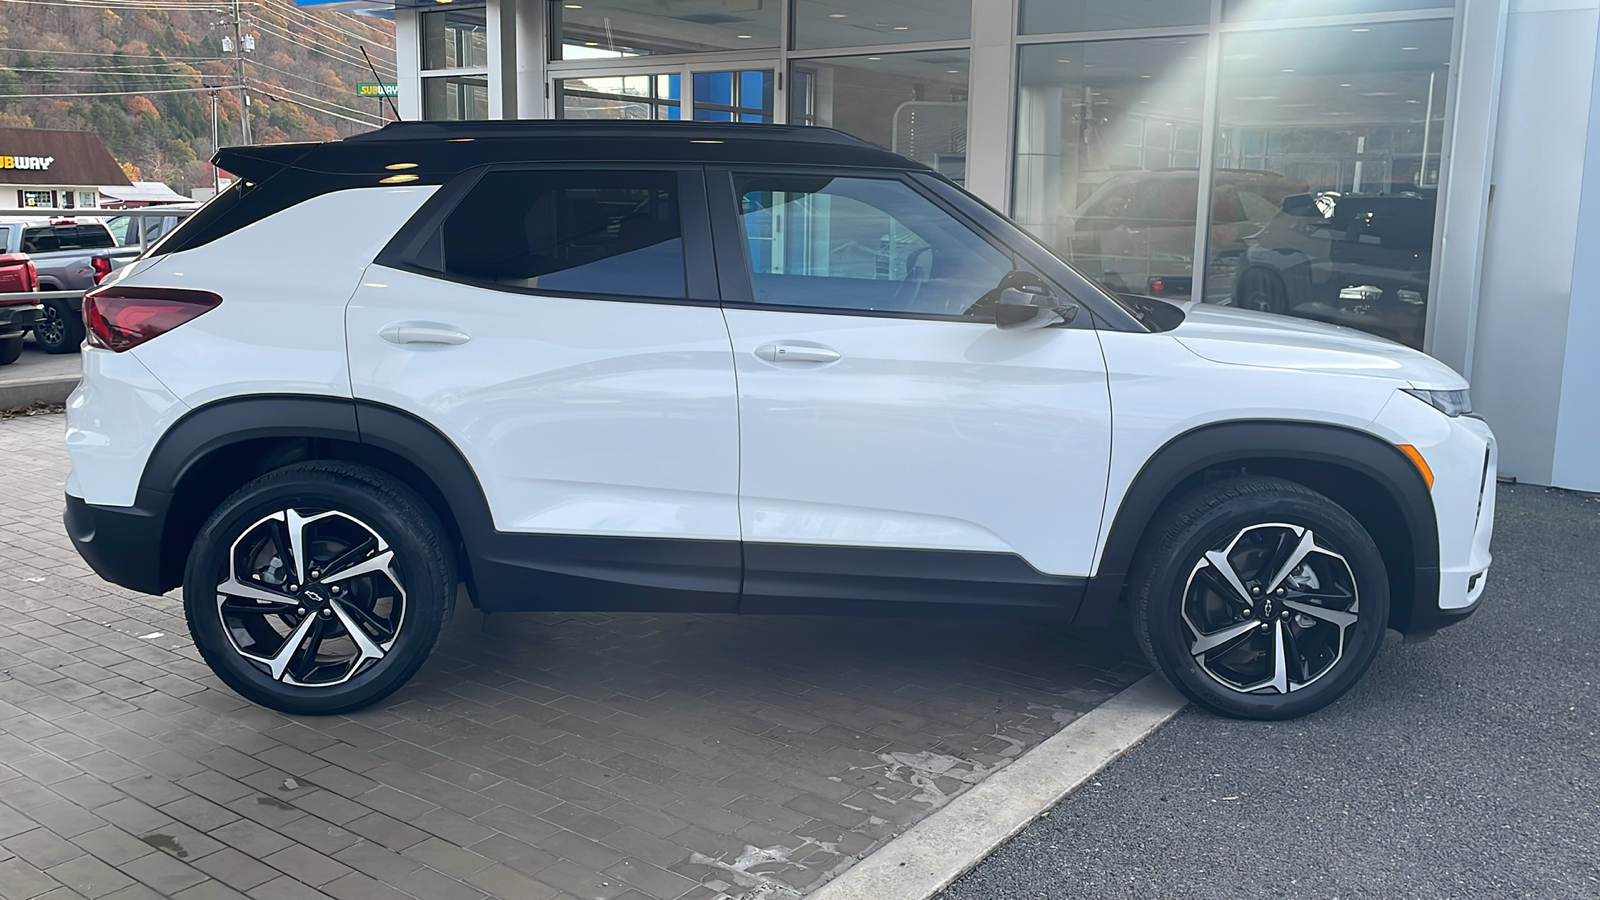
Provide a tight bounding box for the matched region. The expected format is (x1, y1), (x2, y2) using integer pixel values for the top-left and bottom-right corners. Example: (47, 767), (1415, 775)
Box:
(1397, 443), (1434, 490)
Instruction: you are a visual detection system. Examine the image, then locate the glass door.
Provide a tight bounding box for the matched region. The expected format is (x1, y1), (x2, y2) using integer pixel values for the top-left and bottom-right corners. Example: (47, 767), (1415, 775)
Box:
(554, 63), (775, 123)
(688, 68), (775, 122)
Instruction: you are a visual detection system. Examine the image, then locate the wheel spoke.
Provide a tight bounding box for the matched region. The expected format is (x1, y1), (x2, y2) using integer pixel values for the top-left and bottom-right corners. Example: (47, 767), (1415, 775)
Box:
(218, 576), (294, 607)
(219, 595), (297, 616)
(1191, 619), (1259, 656)
(1264, 528), (1317, 594)
(264, 613), (320, 682)
(1266, 620), (1289, 694)
(1202, 550), (1255, 606)
(1282, 598), (1358, 629)
(338, 599), (396, 646)
(320, 535), (380, 582)
(284, 614), (330, 683)
(328, 598), (387, 667)
(320, 550), (396, 585)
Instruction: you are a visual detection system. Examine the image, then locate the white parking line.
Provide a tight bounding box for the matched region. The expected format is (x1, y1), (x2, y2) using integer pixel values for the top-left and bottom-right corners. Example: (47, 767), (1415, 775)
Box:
(808, 673), (1187, 900)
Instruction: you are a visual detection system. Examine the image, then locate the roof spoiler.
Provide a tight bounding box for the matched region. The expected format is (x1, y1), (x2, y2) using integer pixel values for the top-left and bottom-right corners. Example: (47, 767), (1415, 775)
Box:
(212, 143), (321, 185)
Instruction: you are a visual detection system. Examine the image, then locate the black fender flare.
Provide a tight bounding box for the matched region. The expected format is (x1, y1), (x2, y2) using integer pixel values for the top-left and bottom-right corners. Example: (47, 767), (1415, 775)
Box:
(138, 394), (499, 594)
(1078, 420), (1439, 633)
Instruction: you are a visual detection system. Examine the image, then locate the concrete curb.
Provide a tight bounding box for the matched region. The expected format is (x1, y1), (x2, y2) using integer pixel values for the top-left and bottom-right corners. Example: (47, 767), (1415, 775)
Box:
(0, 376), (76, 411)
(807, 673), (1187, 900)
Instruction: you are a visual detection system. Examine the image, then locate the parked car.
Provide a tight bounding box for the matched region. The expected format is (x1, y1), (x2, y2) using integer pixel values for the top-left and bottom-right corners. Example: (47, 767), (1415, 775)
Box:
(0, 252), (42, 365)
(0, 217), (137, 353)
(62, 122), (1495, 721)
(1059, 169), (1307, 301)
(1234, 191), (1436, 348)
(105, 204), (201, 249)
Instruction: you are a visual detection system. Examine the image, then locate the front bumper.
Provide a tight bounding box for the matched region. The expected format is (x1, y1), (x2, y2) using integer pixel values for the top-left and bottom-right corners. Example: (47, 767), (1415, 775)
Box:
(64, 490), (175, 596)
(0, 303), (43, 337)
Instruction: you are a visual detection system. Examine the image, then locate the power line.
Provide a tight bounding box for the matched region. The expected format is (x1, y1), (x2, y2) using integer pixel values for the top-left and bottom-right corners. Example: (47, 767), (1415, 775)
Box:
(250, 19), (395, 75)
(0, 83), (238, 97)
(249, 82), (385, 128)
(0, 47), (223, 60)
(247, 77), (385, 122)
(0, 0), (250, 9)
(272, 2), (395, 52)
(2, 63), (212, 72)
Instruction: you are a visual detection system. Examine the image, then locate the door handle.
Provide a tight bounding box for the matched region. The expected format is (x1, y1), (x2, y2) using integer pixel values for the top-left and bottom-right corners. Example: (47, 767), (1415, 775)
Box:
(380, 322), (471, 346)
(754, 342), (841, 364)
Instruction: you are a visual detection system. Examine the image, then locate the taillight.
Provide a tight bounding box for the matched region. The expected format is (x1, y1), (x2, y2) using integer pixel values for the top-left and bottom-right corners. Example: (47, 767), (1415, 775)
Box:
(91, 256), (112, 284)
(23, 260), (37, 292)
(83, 286), (221, 352)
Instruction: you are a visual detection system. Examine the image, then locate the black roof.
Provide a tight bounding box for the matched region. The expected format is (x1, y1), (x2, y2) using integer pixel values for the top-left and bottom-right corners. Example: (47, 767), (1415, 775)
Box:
(215, 120), (926, 186)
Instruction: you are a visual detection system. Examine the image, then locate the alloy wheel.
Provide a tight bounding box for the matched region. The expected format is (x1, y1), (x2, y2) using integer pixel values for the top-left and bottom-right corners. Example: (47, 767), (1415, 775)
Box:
(1182, 523), (1359, 694)
(216, 508), (406, 688)
(35, 304), (64, 345)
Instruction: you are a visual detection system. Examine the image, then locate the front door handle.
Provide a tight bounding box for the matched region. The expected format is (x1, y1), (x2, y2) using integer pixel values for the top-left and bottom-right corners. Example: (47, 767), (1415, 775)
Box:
(754, 342), (841, 364)
(380, 322), (471, 346)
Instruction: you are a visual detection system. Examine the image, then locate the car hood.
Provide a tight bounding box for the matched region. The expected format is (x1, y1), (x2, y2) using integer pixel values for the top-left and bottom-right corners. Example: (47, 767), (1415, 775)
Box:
(1169, 301), (1468, 389)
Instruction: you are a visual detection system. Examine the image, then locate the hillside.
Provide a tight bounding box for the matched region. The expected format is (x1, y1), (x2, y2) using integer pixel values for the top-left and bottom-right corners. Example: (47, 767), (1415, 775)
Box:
(0, 0), (396, 194)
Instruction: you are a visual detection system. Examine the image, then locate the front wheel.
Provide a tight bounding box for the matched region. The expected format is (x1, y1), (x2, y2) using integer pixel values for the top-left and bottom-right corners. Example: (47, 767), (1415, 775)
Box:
(184, 462), (455, 714)
(34, 297), (84, 354)
(1132, 476), (1389, 720)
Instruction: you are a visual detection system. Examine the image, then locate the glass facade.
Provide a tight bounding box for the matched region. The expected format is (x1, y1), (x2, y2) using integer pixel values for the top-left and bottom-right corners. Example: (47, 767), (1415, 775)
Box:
(791, 52), (969, 176)
(410, 0), (1460, 347)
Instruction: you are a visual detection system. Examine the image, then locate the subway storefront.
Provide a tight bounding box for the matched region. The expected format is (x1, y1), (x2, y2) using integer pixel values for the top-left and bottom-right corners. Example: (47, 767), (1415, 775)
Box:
(306, 0), (1600, 492)
(0, 128), (131, 210)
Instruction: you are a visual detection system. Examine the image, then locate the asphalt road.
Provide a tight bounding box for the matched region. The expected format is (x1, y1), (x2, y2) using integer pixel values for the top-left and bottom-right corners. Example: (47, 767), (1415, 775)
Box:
(939, 482), (1600, 900)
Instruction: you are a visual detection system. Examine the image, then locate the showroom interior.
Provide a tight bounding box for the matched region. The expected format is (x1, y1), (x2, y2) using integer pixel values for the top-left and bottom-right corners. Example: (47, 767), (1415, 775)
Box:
(297, 0), (1600, 492)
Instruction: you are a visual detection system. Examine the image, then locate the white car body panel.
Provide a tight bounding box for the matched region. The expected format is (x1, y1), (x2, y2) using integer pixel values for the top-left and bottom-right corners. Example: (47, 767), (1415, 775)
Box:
(64, 348), (187, 506)
(126, 187), (436, 408)
(722, 309), (1111, 576)
(347, 266), (741, 541)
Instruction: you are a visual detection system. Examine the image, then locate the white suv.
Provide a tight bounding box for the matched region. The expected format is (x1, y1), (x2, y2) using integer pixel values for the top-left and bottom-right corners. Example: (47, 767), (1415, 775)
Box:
(62, 122), (1496, 720)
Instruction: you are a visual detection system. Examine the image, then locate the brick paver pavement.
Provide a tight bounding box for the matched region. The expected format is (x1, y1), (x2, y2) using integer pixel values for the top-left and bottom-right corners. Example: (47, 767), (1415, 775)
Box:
(0, 412), (1147, 899)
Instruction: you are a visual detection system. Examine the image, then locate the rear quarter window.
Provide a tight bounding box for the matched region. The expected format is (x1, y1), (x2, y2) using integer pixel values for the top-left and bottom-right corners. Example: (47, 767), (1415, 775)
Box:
(21, 227), (58, 253)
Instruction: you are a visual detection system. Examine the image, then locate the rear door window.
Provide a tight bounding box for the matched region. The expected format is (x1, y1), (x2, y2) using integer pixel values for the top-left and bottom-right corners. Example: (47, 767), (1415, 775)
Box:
(74, 224), (116, 250)
(436, 169), (687, 300)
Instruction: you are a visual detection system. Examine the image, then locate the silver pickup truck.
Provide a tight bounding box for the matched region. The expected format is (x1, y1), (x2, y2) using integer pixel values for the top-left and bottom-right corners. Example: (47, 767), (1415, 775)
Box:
(0, 217), (139, 353)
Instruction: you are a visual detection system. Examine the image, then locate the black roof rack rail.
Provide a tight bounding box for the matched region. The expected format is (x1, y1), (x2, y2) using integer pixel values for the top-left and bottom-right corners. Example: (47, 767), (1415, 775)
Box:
(344, 119), (877, 148)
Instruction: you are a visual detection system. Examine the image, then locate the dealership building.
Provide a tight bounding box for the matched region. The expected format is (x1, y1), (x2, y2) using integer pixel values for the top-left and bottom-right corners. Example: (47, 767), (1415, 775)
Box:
(301, 0), (1600, 492)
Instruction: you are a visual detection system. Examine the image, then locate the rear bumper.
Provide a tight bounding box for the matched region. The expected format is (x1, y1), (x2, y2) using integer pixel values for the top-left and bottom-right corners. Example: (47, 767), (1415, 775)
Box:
(64, 490), (174, 595)
(0, 303), (43, 336)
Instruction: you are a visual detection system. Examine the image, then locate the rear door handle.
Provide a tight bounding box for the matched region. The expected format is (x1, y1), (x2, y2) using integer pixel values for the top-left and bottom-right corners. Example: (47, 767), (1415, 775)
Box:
(754, 342), (841, 364)
(380, 322), (471, 346)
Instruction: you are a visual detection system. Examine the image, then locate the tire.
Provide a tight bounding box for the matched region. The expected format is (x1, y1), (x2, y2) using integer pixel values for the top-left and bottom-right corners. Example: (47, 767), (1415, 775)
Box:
(34, 297), (84, 354)
(1235, 268), (1287, 315)
(1131, 476), (1389, 720)
(183, 461), (455, 715)
(0, 336), (21, 365)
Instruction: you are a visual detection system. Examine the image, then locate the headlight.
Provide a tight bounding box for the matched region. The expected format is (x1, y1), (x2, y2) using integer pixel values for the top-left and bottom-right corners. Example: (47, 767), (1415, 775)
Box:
(1403, 388), (1472, 417)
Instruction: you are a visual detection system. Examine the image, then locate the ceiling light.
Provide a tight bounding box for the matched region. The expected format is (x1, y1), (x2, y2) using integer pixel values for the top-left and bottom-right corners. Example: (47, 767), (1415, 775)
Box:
(947, 69), (959, 73)
(1339, 83), (1353, 87)
(1281, 68), (1295, 73)
(1056, 59), (1071, 63)
(384, 162), (418, 170)
(585, 41), (598, 45)
(1351, 27), (1369, 32)
(737, 34), (752, 38)
(1401, 46), (1418, 50)
(867, 56), (881, 60)
(379, 174), (418, 183)
(689, 139), (723, 144)
(1140, 74), (1151, 78)
(828, 12), (847, 17)
(893, 25), (909, 30)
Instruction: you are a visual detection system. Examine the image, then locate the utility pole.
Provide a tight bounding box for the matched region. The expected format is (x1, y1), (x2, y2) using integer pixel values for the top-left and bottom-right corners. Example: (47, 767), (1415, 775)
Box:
(230, 0), (251, 144)
(210, 89), (221, 191)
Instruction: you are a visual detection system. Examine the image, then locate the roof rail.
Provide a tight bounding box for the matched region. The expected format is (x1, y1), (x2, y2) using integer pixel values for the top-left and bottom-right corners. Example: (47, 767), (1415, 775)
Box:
(343, 119), (876, 147)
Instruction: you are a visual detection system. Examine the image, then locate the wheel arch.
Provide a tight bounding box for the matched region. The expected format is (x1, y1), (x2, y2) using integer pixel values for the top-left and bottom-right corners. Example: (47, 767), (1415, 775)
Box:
(1079, 420), (1439, 635)
(143, 395), (490, 601)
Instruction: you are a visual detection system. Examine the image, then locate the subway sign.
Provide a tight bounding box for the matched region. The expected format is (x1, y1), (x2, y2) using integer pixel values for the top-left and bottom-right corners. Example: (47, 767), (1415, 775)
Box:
(358, 83), (398, 98)
(0, 155), (54, 171)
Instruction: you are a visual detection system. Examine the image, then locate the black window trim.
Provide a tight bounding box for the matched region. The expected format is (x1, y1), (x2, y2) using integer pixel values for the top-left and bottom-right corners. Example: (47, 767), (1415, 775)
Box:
(707, 164), (1099, 328)
(374, 161), (720, 307)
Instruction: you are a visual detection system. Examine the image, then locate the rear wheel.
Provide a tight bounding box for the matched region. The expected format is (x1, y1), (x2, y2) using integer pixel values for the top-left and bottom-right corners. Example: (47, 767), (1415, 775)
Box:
(0, 336), (21, 365)
(183, 462), (454, 714)
(1132, 477), (1389, 720)
(1235, 268), (1287, 315)
(34, 298), (84, 354)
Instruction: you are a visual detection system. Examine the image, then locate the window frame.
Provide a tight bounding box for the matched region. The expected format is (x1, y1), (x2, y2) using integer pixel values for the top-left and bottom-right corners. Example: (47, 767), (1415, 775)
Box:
(708, 164), (1117, 329)
(375, 163), (719, 307)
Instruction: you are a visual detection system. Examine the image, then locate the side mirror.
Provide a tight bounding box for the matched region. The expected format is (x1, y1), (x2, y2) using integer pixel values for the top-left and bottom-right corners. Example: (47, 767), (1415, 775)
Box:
(993, 272), (1078, 331)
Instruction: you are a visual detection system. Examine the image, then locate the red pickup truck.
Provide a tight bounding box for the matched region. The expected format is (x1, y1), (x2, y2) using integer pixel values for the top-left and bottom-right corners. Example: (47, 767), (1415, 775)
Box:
(0, 252), (44, 365)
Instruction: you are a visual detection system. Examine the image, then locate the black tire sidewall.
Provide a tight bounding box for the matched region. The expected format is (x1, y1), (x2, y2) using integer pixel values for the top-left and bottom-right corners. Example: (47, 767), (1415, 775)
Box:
(1137, 483), (1389, 720)
(0, 336), (21, 365)
(184, 464), (452, 715)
